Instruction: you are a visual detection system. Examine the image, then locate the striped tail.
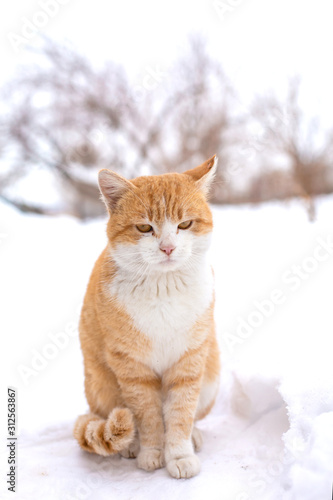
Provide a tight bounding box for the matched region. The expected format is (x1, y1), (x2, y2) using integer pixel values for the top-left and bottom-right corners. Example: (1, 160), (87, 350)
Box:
(73, 408), (135, 456)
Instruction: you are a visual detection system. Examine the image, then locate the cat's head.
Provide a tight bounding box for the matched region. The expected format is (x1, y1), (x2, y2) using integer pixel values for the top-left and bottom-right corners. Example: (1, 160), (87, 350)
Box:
(98, 156), (217, 274)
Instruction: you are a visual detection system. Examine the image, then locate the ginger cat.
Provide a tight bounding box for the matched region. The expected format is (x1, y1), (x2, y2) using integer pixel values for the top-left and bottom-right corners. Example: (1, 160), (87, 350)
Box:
(74, 156), (220, 479)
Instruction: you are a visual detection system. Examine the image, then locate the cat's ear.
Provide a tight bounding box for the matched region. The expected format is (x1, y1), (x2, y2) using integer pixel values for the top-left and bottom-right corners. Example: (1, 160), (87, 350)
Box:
(183, 155), (218, 197)
(98, 169), (134, 212)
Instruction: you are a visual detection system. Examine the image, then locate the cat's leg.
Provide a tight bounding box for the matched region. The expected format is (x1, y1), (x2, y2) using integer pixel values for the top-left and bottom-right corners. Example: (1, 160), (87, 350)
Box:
(74, 357), (136, 455)
(191, 426), (203, 452)
(195, 331), (220, 421)
(195, 376), (220, 420)
(106, 351), (165, 471)
(83, 358), (124, 419)
(190, 375), (219, 453)
(191, 333), (220, 454)
(162, 345), (208, 479)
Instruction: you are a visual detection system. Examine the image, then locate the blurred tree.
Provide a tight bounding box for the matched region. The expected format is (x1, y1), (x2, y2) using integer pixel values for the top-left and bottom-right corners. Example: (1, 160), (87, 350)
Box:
(251, 78), (333, 219)
(0, 37), (244, 217)
(0, 39), (332, 219)
(0, 40), (141, 217)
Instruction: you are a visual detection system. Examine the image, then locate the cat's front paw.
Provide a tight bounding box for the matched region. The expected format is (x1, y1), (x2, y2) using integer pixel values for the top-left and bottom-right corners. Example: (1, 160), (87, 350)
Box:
(137, 448), (165, 471)
(167, 455), (201, 479)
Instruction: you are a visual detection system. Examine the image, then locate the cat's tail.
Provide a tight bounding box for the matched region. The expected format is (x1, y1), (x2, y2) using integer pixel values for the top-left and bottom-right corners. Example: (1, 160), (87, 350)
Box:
(73, 408), (135, 456)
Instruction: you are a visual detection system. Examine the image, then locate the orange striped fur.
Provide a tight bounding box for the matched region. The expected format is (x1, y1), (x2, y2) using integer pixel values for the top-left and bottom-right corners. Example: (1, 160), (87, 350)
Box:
(74, 156), (220, 478)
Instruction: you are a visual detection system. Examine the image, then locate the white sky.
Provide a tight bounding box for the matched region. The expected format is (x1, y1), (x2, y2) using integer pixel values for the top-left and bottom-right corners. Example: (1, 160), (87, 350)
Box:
(1, 0), (332, 119)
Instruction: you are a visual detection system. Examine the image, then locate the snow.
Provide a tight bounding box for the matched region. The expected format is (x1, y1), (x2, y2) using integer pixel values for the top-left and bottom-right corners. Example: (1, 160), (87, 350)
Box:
(1, 195), (333, 499)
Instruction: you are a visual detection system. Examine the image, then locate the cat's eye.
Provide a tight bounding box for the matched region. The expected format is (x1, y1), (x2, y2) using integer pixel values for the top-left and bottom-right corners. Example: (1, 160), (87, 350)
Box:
(178, 220), (192, 230)
(136, 224), (153, 233)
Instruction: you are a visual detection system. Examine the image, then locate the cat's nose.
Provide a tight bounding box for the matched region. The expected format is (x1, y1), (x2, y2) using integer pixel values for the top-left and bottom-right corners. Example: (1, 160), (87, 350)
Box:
(160, 245), (175, 256)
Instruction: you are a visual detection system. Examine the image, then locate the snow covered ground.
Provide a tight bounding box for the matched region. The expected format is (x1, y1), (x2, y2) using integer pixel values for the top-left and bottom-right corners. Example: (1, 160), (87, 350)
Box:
(1, 195), (332, 500)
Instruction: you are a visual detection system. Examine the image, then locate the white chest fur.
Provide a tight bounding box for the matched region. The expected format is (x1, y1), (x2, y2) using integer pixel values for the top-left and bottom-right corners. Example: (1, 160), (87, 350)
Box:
(109, 261), (214, 375)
